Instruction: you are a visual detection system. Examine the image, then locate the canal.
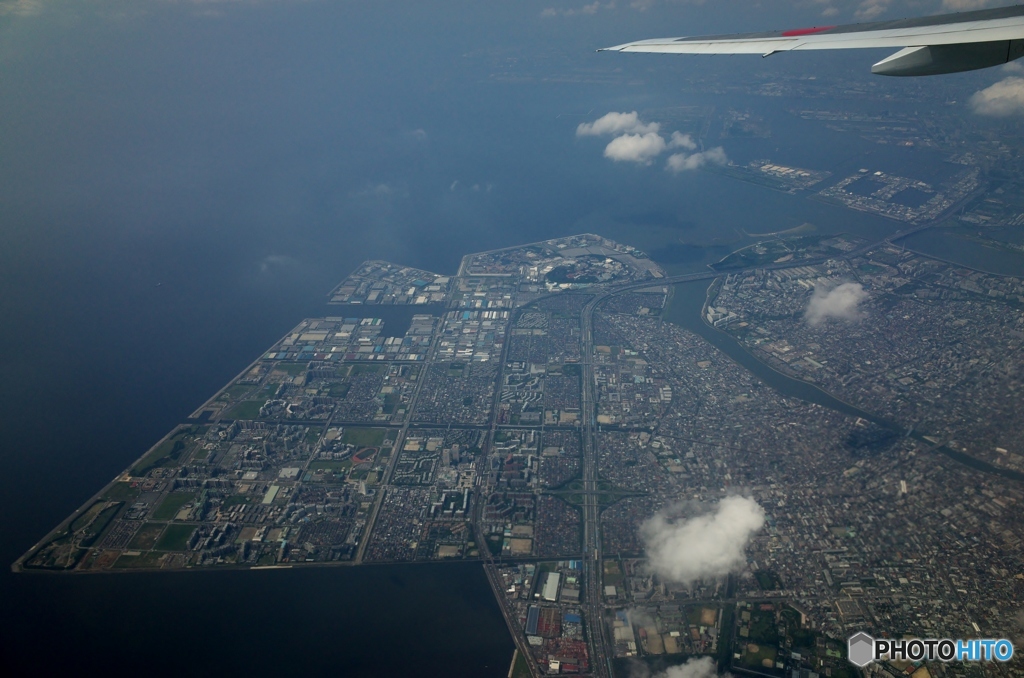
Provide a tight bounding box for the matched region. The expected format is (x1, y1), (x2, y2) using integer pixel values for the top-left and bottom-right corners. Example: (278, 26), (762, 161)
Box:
(657, 279), (1024, 483)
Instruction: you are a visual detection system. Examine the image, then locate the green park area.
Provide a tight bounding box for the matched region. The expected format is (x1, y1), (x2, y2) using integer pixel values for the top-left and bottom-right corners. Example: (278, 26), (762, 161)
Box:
(328, 382), (350, 398)
(151, 492), (196, 521)
(341, 427), (386, 447)
(216, 384), (252, 402)
(510, 650), (531, 678)
(275, 362), (309, 376)
(745, 606), (779, 645)
(155, 524), (196, 551)
(219, 494), (251, 510)
(22, 499), (123, 570)
(225, 400), (265, 420)
(305, 427), (323, 445)
(382, 393), (401, 414)
(77, 502), (121, 547)
(225, 385), (278, 420)
(740, 642), (778, 669)
(711, 235), (825, 272)
(101, 482), (140, 502)
(127, 523), (166, 550)
(603, 559), (624, 587)
(132, 426), (203, 476)
(309, 460), (350, 473)
(755, 570), (784, 591)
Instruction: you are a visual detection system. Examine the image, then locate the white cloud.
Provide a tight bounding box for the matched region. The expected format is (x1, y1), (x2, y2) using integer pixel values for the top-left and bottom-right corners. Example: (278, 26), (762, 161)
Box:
(259, 254), (299, 274)
(541, 1), (614, 17)
(855, 0), (893, 19)
(805, 282), (868, 326)
(0, 0), (43, 16)
(625, 0), (992, 22)
(970, 76), (1024, 116)
(845, 0), (996, 19)
(351, 182), (409, 201)
(941, 0), (999, 9)
(580, 111), (726, 171)
(669, 131), (698, 150)
(577, 111), (660, 137)
(628, 0), (708, 10)
(630, 655), (724, 678)
(658, 657), (722, 678)
(604, 132), (667, 163)
(666, 147), (727, 172)
(641, 496), (765, 586)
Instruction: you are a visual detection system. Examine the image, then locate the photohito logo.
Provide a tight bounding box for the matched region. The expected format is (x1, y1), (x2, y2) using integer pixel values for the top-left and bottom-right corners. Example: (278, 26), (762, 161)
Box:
(847, 632), (1014, 667)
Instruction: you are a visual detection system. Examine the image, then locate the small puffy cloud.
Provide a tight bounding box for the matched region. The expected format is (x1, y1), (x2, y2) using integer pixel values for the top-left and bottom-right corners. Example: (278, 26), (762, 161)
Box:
(353, 182), (405, 198)
(630, 655), (724, 678)
(805, 282), (868, 326)
(666, 147), (727, 172)
(578, 111), (660, 137)
(369, 183), (396, 196)
(259, 254), (299, 275)
(802, 0), (839, 18)
(641, 496), (765, 586)
(0, 0), (43, 16)
(629, 0), (708, 10)
(970, 76), (1024, 116)
(579, 111), (726, 171)
(855, 0), (893, 20)
(658, 657), (721, 678)
(604, 132), (667, 164)
(669, 131), (697, 150)
(541, 1), (613, 17)
(942, 0), (999, 9)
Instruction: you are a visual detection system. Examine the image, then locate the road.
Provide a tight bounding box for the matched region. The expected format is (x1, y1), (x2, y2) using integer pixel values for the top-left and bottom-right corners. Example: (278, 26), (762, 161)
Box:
(566, 223), (941, 676)
(579, 291), (613, 677)
(414, 225), (939, 675)
(475, 275), (545, 678)
(354, 317), (449, 563)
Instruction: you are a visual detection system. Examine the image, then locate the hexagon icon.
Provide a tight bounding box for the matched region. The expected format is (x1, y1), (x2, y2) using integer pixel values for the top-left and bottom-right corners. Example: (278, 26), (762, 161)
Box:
(848, 632), (875, 667)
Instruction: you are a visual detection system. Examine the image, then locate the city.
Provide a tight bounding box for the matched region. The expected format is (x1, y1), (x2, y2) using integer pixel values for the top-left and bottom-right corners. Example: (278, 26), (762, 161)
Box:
(16, 226), (1024, 678)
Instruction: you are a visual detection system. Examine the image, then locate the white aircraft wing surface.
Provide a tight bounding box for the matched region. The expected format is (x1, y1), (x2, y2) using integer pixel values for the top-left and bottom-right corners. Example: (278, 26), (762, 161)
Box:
(602, 5), (1024, 75)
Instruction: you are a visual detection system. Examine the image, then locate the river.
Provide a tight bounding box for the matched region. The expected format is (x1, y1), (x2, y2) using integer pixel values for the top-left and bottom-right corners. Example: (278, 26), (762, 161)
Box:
(662, 279), (1024, 483)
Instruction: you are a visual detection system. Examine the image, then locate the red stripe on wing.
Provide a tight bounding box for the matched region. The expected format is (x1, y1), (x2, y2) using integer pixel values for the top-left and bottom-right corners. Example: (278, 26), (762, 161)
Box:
(781, 25), (836, 37)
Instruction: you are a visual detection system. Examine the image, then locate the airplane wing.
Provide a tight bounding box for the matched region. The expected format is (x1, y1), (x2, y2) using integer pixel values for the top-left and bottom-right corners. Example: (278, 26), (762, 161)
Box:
(601, 5), (1024, 75)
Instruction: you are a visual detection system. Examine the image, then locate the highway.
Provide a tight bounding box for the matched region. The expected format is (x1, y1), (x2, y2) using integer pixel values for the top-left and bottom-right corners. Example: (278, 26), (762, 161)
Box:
(354, 310), (451, 564)
(579, 290), (613, 677)
(474, 224), (939, 675)
(566, 223), (938, 676)
(476, 276), (544, 678)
